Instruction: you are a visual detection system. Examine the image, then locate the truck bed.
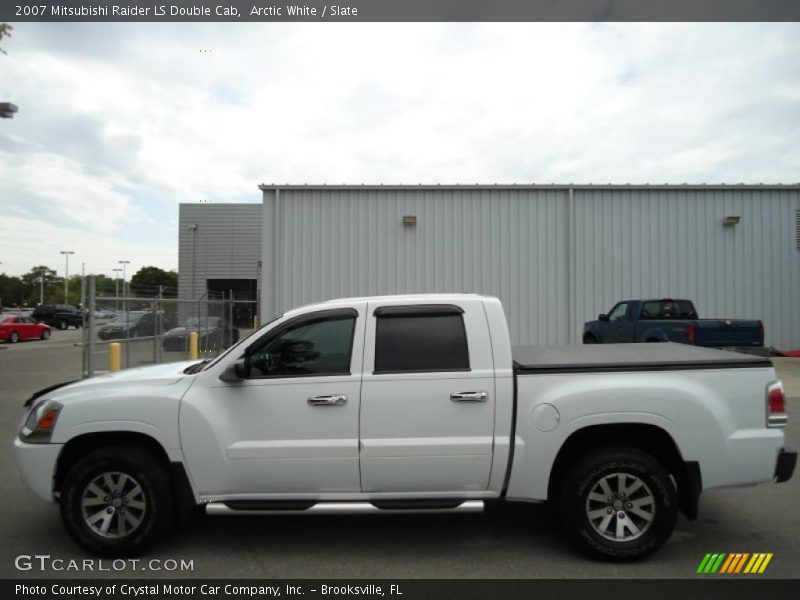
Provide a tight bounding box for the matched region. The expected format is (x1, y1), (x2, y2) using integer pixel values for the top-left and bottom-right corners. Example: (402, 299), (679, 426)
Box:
(513, 343), (771, 374)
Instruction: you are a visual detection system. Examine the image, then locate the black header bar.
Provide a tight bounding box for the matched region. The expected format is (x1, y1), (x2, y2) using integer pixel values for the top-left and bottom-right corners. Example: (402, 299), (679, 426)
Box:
(4, 0), (800, 23)
(4, 579), (800, 600)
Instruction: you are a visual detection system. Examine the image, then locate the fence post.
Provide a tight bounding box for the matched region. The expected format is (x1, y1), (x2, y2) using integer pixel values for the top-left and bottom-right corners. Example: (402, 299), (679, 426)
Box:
(229, 290), (234, 348)
(156, 285), (163, 364)
(151, 298), (157, 366)
(86, 275), (96, 378)
(81, 274), (87, 377)
(124, 298), (131, 369)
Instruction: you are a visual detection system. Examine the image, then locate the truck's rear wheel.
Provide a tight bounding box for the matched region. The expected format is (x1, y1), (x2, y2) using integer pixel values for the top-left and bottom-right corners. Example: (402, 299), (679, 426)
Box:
(60, 446), (173, 557)
(558, 447), (677, 561)
(583, 334), (598, 344)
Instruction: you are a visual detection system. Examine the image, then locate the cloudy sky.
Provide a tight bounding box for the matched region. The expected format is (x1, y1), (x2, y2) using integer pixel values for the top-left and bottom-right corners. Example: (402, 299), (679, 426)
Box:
(1, 22), (798, 278)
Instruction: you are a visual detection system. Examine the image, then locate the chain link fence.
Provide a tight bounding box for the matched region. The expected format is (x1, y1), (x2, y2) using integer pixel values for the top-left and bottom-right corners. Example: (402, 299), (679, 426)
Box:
(80, 275), (257, 378)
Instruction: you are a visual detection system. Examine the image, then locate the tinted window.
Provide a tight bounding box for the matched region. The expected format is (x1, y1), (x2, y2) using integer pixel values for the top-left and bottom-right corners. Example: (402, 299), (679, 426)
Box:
(607, 302), (630, 322)
(113, 313), (143, 324)
(374, 313), (469, 373)
(640, 300), (697, 320)
(249, 314), (356, 377)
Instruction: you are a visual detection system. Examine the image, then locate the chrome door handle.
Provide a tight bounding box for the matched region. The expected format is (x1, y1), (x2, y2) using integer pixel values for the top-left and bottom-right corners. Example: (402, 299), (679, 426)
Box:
(450, 391), (488, 402)
(307, 394), (347, 406)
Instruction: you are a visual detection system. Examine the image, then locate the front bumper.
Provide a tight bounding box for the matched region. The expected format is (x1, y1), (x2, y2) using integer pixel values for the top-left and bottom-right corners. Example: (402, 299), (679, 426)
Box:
(14, 438), (62, 503)
(775, 447), (797, 483)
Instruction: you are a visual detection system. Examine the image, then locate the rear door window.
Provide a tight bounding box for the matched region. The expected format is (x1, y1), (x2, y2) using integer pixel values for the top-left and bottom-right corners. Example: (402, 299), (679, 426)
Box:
(374, 308), (469, 374)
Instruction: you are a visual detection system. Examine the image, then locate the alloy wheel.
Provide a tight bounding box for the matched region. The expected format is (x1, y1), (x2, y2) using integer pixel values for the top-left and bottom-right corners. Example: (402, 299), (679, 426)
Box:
(81, 471), (147, 539)
(585, 472), (655, 542)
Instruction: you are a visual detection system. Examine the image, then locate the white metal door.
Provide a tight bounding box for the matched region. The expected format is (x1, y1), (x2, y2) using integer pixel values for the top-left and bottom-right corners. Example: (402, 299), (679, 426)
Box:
(359, 298), (496, 493)
(180, 304), (366, 496)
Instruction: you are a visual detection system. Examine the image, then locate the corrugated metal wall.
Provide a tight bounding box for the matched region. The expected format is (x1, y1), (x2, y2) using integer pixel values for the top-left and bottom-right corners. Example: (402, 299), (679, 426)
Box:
(178, 203), (262, 301)
(260, 186), (800, 348)
(262, 188), (568, 346)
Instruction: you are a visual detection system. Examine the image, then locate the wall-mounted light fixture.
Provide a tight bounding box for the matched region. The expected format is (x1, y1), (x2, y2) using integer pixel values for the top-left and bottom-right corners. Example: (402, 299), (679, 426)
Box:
(403, 215), (417, 226)
(722, 215), (741, 226)
(0, 102), (18, 118)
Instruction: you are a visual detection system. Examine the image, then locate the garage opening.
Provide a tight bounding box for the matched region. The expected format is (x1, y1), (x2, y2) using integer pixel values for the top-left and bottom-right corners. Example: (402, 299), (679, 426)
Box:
(207, 279), (258, 327)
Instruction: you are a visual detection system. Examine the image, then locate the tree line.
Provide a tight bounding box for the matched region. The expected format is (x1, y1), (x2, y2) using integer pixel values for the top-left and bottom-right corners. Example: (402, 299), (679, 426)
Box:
(0, 265), (179, 308)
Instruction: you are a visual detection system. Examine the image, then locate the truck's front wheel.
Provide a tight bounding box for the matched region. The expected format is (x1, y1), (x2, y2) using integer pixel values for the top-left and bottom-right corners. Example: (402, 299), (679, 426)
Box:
(60, 446), (173, 557)
(559, 447), (677, 561)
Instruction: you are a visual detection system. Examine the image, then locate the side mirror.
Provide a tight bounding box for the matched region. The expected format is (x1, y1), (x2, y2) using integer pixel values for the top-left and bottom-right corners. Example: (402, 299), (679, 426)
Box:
(219, 357), (250, 382)
(598, 314), (609, 322)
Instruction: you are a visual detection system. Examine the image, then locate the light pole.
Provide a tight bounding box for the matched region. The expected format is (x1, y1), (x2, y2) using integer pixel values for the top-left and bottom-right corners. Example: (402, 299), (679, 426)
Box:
(118, 260), (130, 312)
(60, 250), (74, 304)
(37, 268), (46, 305)
(112, 268), (122, 310)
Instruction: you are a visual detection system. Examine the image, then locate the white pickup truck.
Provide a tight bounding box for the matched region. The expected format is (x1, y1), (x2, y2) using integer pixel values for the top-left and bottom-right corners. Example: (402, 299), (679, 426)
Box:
(15, 294), (796, 560)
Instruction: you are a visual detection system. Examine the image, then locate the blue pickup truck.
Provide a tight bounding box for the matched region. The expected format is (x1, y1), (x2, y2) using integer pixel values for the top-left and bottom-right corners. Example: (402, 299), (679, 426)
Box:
(583, 298), (764, 347)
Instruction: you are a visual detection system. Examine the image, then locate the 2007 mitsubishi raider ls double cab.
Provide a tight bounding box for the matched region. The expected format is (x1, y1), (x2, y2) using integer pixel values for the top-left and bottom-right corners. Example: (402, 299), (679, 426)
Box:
(14, 294), (796, 560)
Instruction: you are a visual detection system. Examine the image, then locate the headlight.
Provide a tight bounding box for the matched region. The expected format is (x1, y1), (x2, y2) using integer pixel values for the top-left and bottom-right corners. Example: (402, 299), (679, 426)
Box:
(20, 400), (63, 443)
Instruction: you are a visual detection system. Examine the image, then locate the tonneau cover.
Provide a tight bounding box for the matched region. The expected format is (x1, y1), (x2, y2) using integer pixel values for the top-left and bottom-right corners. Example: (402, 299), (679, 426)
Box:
(513, 343), (771, 374)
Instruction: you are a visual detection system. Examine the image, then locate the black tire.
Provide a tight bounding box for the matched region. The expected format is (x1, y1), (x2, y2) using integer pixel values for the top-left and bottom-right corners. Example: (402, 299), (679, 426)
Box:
(646, 338), (661, 343)
(58, 319), (68, 330)
(10, 331), (19, 343)
(558, 446), (678, 561)
(60, 446), (173, 557)
(41, 329), (50, 340)
(583, 334), (598, 344)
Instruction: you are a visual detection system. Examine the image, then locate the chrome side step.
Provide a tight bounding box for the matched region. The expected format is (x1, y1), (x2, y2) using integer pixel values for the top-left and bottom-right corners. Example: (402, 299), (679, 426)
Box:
(206, 500), (484, 516)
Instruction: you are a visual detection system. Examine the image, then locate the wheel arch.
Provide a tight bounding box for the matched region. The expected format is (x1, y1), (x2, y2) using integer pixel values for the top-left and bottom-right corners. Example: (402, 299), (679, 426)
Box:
(54, 431), (199, 519)
(582, 325), (601, 343)
(547, 423), (701, 520)
(639, 328), (668, 342)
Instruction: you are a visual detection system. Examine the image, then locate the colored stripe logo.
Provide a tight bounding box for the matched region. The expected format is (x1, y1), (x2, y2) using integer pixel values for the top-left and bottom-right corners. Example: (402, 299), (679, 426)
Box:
(697, 553), (773, 574)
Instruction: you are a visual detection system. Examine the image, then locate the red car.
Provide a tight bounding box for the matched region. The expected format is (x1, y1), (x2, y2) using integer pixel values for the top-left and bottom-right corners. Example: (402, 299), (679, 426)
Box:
(0, 315), (52, 343)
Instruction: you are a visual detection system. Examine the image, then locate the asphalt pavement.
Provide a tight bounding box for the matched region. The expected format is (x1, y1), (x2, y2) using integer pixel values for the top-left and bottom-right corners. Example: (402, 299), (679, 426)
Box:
(1, 331), (798, 579)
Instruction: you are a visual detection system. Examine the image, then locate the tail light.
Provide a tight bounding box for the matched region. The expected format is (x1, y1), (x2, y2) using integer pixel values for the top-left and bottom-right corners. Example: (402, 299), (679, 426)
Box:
(766, 382), (787, 428)
(686, 324), (696, 345)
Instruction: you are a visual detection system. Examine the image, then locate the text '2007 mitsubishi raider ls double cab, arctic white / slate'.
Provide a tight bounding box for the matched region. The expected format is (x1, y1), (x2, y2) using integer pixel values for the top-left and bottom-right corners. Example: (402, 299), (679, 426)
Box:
(14, 294), (796, 560)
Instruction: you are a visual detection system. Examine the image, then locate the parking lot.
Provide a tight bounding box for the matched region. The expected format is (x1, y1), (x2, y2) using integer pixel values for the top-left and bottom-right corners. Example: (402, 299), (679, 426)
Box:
(1, 333), (798, 579)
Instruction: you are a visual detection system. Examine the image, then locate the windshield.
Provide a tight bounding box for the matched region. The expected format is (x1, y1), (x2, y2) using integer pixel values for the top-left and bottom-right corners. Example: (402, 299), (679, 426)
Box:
(202, 313), (283, 371)
(185, 317), (221, 328)
(111, 313), (143, 324)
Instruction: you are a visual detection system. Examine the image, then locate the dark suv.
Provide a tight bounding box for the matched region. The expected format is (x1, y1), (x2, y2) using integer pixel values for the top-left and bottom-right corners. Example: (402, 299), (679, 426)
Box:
(31, 304), (83, 330)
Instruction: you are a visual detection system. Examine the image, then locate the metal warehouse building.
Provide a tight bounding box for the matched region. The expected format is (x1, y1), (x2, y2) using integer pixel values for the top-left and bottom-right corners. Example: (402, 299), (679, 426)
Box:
(178, 184), (800, 348)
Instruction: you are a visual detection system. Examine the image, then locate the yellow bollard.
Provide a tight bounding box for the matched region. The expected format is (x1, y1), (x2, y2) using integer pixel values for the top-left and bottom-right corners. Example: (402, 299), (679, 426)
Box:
(188, 331), (199, 360)
(108, 343), (121, 372)
(253, 315), (260, 329)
